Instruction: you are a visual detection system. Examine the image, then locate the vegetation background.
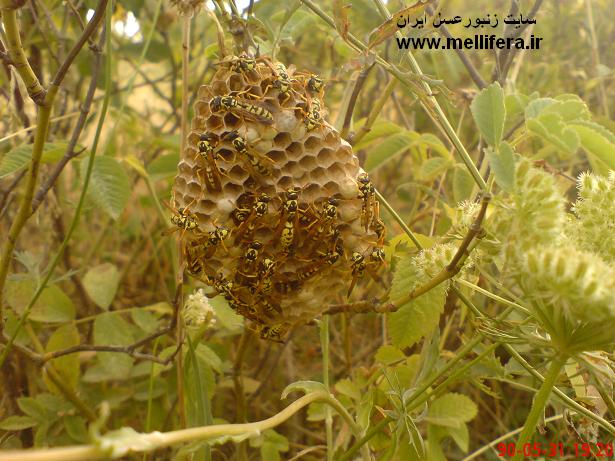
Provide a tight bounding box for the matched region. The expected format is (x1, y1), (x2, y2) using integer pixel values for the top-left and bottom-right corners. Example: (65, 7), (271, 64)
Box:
(0, 0), (614, 460)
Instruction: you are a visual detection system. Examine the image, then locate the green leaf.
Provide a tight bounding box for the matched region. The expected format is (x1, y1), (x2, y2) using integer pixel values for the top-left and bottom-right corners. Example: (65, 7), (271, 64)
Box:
(81, 156), (130, 220)
(388, 283), (446, 349)
(418, 157), (451, 181)
(447, 424), (470, 452)
(452, 165), (474, 203)
(251, 429), (289, 461)
(0, 142), (68, 179)
(195, 343), (223, 374)
(87, 312), (136, 381)
(64, 415), (88, 443)
(525, 96), (590, 122)
(5, 279), (75, 323)
(487, 143), (515, 192)
(426, 393), (478, 428)
(375, 345), (406, 365)
(45, 324), (80, 391)
(570, 121), (615, 170)
(470, 82), (506, 147)
(82, 263), (120, 310)
(281, 381), (327, 399)
(353, 120), (406, 150)
(335, 379), (361, 401)
(146, 153), (179, 181)
(211, 297), (244, 332)
(365, 132), (415, 172)
(526, 113), (580, 155)
(17, 397), (49, 421)
(0, 415), (38, 430)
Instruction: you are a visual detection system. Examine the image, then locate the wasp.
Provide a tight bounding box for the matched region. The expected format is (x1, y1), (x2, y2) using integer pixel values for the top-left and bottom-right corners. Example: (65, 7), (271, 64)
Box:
(171, 207), (198, 231)
(224, 131), (273, 177)
(162, 202), (202, 238)
(370, 201), (386, 247)
(255, 323), (287, 342)
(253, 257), (276, 295)
(274, 278), (301, 295)
(305, 198), (338, 249)
(210, 275), (243, 306)
(205, 225), (230, 254)
(264, 61), (294, 102)
(357, 173), (376, 231)
(196, 132), (223, 192)
(216, 53), (258, 79)
(210, 95), (274, 124)
(295, 248), (340, 282)
(275, 188), (301, 254)
(241, 241), (263, 274)
(233, 193), (271, 244)
(257, 297), (282, 318)
(306, 74), (324, 94)
(347, 251), (367, 298)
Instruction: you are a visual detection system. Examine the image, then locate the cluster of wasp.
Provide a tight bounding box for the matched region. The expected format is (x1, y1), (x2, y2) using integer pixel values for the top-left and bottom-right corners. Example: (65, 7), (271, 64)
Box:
(170, 54), (386, 341)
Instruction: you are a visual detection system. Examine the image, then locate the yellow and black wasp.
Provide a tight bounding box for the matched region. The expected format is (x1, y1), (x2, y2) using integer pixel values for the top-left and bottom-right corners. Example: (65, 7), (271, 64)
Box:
(263, 61), (295, 103)
(369, 201), (386, 247)
(233, 193), (271, 244)
(240, 241), (263, 275)
(224, 131), (273, 177)
(253, 257), (276, 295)
(303, 198), (338, 253)
(306, 74), (324, 94)
(162, 200), (203, 239)
(210, 95), (274, 125)
(346, 247), (385, 298)
(254, 322), (288, 343)
(346, 251), (367, 298)
(196, 132), (223, 192)
(275, 188), (301, 255)
(303, 96), (324, 132)
(295, 248), (341, 283)
(216, 53), (258, 81)
(357, 172), (376, 231)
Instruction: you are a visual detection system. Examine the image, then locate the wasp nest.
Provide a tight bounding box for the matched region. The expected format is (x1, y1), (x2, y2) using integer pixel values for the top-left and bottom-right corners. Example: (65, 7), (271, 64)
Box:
(171, 55), (385, 341)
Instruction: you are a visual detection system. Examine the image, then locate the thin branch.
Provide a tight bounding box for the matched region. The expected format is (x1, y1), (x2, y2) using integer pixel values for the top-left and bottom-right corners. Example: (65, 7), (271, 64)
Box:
(0, 0), (46, 103)
(0, 392), (360, 461)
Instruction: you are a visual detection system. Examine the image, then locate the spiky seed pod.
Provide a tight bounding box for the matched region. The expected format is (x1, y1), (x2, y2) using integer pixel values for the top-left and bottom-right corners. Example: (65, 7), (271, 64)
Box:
(484, 159), (565, 263)
(172, 56), (384, 338)
(522, 245), (615, 323)
(570, 171), (615, 263)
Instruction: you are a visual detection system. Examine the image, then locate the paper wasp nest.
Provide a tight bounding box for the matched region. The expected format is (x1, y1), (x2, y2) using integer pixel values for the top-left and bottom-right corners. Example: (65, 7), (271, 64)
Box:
(172, 55), (385, 340)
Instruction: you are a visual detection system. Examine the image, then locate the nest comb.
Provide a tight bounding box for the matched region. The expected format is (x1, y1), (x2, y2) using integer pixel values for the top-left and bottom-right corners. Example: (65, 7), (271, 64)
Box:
(171, 55), (386, 341)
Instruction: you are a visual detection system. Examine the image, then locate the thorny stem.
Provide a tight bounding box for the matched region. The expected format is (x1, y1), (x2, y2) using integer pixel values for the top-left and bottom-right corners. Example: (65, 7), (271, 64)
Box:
(511, 355), (567, 461)
(0, 393), (358, 461)
(0, 0), (108, 335)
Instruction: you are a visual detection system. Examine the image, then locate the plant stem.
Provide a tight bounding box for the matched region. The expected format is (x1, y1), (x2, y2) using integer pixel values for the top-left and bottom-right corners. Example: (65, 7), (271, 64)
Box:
(511, 355), (567, 461)
(0, 392), (351, 461)
(320, 317), (334, 461)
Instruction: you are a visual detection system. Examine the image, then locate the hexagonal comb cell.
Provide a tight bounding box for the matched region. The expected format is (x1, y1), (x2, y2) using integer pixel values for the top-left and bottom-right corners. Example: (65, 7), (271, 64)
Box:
(172, 55), (385, 341)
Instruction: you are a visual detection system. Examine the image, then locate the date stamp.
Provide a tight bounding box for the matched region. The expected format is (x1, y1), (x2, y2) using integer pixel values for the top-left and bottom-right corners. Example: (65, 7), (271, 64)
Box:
(497, 442), (614, 458)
